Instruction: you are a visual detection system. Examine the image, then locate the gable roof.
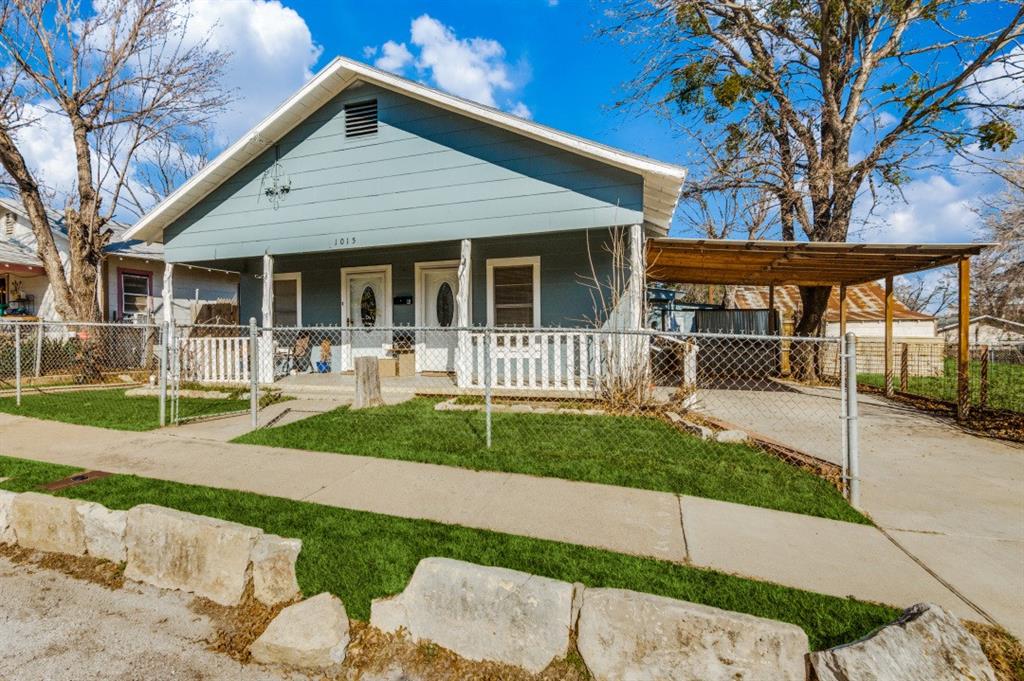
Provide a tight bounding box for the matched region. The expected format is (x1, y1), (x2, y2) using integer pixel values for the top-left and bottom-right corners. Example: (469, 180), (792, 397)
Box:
(729, 282), (934, 323)
(936, 315), (1024, 333)
(123, 56), (687, 244)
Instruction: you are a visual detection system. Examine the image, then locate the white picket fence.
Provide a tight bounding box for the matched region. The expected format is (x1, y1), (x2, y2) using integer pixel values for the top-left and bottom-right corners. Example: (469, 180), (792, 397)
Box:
(177, 336), (250, 383)
(460, 330), (605, 390)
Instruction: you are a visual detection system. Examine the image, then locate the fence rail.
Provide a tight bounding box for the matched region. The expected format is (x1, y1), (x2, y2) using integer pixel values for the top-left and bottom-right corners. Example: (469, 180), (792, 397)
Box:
(0, 319), (864, 505)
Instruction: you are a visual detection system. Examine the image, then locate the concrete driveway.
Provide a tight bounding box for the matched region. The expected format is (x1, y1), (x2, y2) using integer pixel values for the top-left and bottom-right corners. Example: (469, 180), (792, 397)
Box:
(703, 385), (1024, 637)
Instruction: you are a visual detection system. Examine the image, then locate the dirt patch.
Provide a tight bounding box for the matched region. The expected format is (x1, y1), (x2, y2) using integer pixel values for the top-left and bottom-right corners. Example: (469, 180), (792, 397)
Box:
(0, 543), (124, 589)
(858, 384), (1024, 443)
(966, 621), (1024, 681)
(342, 621), (591, 681)
(189, 580), (294, 663)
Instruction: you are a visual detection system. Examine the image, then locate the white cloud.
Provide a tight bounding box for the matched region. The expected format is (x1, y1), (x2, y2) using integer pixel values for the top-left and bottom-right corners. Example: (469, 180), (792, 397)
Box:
(860, 173), (987, 244)
(509, 102), (532, 119)
(369, 14), (531, 115)
(12, 102), (78, 193)
(374, 41), (414, 72)
(182, 0), (322, 143)
(964, 44), (1024, 126)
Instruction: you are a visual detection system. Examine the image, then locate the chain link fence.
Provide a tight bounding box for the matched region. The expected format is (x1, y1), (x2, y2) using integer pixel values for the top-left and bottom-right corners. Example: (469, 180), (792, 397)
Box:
(855, 338), (1024, 414)
(1, 319), (860, 506)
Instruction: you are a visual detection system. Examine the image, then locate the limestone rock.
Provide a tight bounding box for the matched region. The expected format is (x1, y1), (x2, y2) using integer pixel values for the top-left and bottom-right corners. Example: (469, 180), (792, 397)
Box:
(10, 492), (87, 555)
(80, 503), (127, 563)
(577, 588), (809, 681)
(370, 557), (574, 674)
(810, 603), (996, 681)
(251, 534), (302, 606)
(124, 504), (260, 606)
(0, 490), (17, 544)
(715, 429), (749, 444)
(250, 593), (350, 669)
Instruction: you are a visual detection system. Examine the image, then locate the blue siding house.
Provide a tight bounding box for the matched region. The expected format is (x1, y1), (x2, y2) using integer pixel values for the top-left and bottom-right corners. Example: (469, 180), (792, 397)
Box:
(126, 57), (685, 383)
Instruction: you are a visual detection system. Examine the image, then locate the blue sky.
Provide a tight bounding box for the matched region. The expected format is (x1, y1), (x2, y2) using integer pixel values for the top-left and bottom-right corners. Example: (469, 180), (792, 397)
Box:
(13, 0), (1021, 248)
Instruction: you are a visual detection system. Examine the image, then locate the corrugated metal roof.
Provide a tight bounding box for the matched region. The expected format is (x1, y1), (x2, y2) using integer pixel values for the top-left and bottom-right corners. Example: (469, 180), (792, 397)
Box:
(728, 282), (934, 322)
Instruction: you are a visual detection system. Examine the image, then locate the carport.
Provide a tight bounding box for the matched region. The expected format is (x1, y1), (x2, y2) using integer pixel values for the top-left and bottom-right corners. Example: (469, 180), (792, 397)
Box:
(646, 238), (987, 419)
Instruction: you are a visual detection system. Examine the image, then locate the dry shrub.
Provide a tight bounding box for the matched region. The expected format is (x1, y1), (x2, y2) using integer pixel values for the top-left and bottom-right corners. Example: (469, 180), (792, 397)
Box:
(0, 543), (124, 589)
(966, 621), (1024, 681)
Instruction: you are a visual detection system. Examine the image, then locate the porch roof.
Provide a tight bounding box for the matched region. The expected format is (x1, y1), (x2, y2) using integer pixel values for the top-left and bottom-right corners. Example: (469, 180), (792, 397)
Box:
(646, 238), (988, 287)
(123, 57), (687, 245)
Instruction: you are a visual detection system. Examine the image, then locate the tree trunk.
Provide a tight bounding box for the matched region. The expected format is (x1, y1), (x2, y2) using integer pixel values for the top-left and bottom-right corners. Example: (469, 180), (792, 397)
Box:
(352, 356), (384, 410)
(792, 285), (832, 382)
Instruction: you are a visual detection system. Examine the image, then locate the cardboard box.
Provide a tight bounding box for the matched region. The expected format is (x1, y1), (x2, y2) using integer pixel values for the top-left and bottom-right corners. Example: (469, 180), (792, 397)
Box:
(377, 357), (397, 377)
(396, 351), (415, 377)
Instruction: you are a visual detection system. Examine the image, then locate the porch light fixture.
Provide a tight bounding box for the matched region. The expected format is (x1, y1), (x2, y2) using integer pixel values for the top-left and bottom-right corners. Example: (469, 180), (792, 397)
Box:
(260, 145), (292, 209)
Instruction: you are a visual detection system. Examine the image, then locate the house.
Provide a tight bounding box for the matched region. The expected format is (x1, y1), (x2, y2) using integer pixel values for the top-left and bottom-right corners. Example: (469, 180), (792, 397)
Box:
(937, 315), (1024, 345)
(727, 282), (937, 338)
(122, 57), (686, 382)
(0, 197), (239, 324)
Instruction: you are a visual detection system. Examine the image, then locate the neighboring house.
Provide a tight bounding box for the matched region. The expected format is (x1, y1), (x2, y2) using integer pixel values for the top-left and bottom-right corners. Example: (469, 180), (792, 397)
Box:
(123, 57), (686, 378)
(937, 315), (1024, 345)
(728, 282), (937, 338)
(0, 197), (238, 324)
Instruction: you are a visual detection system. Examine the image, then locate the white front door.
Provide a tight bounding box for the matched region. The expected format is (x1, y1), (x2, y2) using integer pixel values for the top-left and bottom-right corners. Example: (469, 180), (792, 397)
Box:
(341, 267), (391, 371)
(418, 267), (459, 372)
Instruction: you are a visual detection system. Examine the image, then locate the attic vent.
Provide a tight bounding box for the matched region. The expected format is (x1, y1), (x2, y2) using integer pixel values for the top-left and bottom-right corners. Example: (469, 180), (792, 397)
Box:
(2, 212), (13, 236)
(344, 99), (378, 138)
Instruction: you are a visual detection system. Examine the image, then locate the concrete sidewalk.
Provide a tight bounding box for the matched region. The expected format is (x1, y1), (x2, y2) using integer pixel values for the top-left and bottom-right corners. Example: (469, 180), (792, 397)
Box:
(0, 412), (998, 631)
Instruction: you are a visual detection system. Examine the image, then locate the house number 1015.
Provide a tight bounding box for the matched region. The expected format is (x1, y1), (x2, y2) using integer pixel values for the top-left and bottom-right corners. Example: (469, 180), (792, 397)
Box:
(332, 236), (357, 247)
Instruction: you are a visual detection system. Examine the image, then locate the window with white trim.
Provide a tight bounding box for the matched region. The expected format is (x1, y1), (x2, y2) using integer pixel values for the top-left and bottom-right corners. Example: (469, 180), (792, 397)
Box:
(120, 272), (151, 318)
(487, 256), (540, 327)
(273, 273), (301, 326)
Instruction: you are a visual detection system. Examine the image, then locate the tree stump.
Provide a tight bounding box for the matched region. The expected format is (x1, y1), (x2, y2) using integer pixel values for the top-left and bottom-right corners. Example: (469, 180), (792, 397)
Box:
(353, 356), (384, 409)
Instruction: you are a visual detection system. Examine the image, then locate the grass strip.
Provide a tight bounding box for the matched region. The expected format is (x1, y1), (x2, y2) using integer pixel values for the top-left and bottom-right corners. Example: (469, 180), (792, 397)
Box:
(0, 453), (895, 650)
(236, 397), (867, 524)
(0, 389), (247, 431)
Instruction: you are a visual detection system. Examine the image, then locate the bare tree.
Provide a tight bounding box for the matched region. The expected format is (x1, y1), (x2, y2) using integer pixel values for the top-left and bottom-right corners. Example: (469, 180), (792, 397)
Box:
(972, 165), (1024, 320)
(601, 0), (1024, 354)
(894, 272), (956, 315)
(0, 0), (231, 321)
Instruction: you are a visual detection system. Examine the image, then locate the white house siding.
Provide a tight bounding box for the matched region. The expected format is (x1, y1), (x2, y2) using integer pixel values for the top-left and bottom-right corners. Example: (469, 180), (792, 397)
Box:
(824, 319), (936, 338)
(940, 320), (1024, 345)
(104, 255), (238, 324)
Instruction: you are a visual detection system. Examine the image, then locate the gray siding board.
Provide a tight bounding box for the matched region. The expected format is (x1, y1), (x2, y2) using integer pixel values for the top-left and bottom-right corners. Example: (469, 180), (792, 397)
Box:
(227, 229), (615, 328)
(165, 84), (644, 263)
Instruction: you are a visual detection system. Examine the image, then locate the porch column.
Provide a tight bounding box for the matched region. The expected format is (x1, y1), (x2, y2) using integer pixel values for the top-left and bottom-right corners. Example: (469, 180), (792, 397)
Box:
(261, 253), (274, 328)
(162, 263), (174, 325)
(884, 275), (894, 397)
(628, 223), (645, 330)
(456, 239), (471, 388)
(957, 257), (971, 421)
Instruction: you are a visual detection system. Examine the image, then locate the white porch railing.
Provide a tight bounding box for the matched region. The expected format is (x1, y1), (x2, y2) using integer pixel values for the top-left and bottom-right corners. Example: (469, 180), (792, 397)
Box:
(460, 330), (605, 391)
(178, 336), (249, 383)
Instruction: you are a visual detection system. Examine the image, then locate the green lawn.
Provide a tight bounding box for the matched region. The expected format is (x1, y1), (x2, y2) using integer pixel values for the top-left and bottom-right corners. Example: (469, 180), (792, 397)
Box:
(235, 397), (867, 524)
(0, 454), (897, 650)
(0, 388), (247, 431)
(859, 357), (1024, 413)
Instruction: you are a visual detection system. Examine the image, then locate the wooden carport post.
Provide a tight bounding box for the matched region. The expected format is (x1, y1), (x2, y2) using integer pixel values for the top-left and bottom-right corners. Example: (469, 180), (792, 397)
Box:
(838, 284), (848, 339)
(884, 275), (894, 397)
(957, 257), (971, 421)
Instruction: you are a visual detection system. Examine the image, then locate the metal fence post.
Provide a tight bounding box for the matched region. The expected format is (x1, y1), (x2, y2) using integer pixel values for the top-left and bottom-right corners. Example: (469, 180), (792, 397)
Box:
(249, 317), (259, 429)
(159, 320), (168, 427)
(844, 332), (860, 508)
(34, 321), (43, 377)
(484, 327), (492, 448)
(14, 323), (22, 406)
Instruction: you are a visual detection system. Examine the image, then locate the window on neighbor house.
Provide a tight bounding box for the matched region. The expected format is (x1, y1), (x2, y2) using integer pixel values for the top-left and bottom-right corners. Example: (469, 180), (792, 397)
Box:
(492, 264), (536, 327)
(120, 272), (151, 319)
(273, 277), (299, 326)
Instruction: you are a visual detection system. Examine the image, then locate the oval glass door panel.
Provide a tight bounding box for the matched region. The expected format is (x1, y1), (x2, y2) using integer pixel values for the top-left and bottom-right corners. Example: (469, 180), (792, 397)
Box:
(360, 285), (377, 326)
(435, 282), (454, 327)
